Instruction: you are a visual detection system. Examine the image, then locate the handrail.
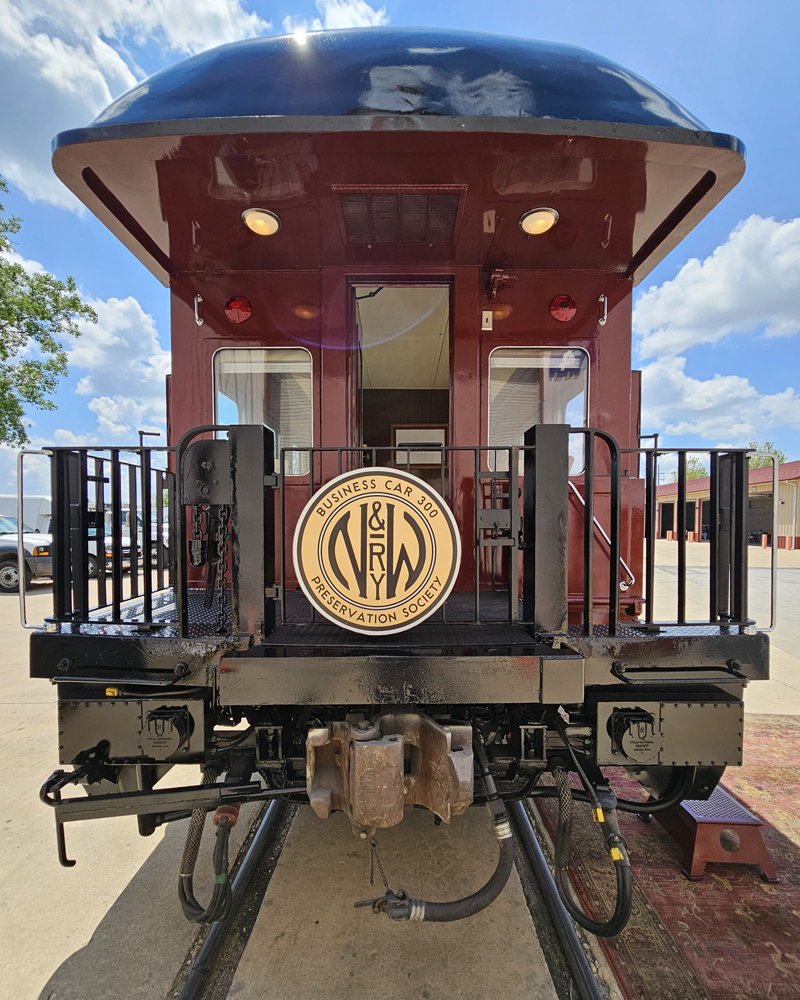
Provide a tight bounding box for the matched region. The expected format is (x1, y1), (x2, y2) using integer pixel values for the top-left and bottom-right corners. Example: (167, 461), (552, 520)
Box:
(17, 449), (47, 630)
(567, 481), (635, 591)
(749, 452), (778, 632)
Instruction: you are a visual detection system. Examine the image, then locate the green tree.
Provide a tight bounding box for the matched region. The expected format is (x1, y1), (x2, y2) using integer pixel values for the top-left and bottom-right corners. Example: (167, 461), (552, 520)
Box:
(670, 456), (708, 482)
(748, 441), (788, 468)
(0, 176), (96, 445)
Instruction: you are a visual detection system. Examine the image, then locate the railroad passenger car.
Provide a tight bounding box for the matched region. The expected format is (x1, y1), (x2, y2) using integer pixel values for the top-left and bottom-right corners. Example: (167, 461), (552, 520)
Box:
(28, 28), (769, 933)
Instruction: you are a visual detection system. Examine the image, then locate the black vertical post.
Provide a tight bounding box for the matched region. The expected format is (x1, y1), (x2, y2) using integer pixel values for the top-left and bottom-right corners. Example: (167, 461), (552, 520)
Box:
(676, 452), (686, 624)
(72, 453), (90, 621)
(230, 426), (274, 638)
(166, 470), (176, 590)
(522, 424), (569, 635)
(51, 451), (73, 623)
(509, 445), (520, 621)
(644, 449), (656, 625)
(582, 431), (594, 635)
(128, 463), (139, 599)
(155, 470), (165, 591)
(141, 448), (152, 621)
(279, 449), (286, 625)
(94, 457), (107, 609)
(605, 434), (621, 636)
(474, 449), (480, 623)
(717, 454), (733, 626)
(110, 450), (123, 621)
(732, 451), (748, 624)
(709, 453), (720, 622)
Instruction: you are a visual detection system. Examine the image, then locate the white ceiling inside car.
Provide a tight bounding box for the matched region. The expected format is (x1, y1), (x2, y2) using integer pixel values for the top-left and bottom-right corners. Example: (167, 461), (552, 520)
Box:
(357, 286), (450, 390)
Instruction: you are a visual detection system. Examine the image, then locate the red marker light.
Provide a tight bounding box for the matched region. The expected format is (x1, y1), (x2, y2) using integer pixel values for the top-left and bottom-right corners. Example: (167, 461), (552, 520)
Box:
(225, 296), (252, 323)
(549, 294), (576, 322)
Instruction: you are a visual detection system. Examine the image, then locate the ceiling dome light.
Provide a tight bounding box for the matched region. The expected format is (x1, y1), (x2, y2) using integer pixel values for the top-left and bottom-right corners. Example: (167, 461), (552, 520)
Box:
(242, 208), (282, 236)
(519, 207), (559, 235)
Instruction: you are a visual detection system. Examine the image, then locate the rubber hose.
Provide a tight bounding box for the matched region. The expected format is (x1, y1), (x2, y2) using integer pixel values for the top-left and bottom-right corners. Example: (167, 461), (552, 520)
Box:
(380, 729), (515, 923)
(552, 767), (633, 938)
(514, 765), (695, 814)
(179, 754), (253, 923)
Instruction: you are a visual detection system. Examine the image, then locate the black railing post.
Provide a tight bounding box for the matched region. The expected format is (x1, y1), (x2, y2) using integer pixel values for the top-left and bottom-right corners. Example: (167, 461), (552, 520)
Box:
(582, 431), (594, 635)
(709, 453), (720, 622)
(732, 451), (748, 624)
(128, 462), (139, 598)
(676, 451), (687, 624)
(110, 450), (123, 621)
(230, 426), (273, 639)
(93, 457), (107, 609)
(604, 432), (621, 636)
(717, 453), (733, 626)
(644, 449), (656, 626)
(522, 424), (569, 635)
(141, 448), (153, 621)
(51, 450), (73, 623)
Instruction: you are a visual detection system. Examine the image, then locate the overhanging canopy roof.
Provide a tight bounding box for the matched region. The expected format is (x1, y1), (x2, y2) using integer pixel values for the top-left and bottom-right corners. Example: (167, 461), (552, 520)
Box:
(51, 28), (745, 286)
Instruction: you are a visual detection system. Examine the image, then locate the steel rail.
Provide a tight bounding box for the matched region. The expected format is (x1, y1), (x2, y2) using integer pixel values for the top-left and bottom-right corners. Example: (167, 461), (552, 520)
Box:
(177, 799), (282, 1000)
(165, 794), (608, 1000)
(509, 799), (605, 1000)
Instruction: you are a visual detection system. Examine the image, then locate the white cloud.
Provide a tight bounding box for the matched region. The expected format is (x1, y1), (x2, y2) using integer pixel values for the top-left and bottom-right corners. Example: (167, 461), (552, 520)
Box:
(69, 295), (170, 437)
(0, 287), (170, 491)
(316, 0), (388, 28)
(641, 355), (800, 445)
(634, 215), (800, 359)
(283, 0), (387, 33)
(633, 215), (800, 449)
(0, 0), (270, 207)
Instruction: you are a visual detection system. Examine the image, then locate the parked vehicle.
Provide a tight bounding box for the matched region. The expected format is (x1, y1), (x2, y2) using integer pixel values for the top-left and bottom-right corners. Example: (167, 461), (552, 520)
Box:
(0, 514), (52, 593)
(0, 495), (51, 533)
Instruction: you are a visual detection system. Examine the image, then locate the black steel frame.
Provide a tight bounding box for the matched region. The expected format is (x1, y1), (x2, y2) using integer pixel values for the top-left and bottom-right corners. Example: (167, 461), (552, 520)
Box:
(48, 445), (175, 627)
(42, 429), (755, 645)
(628, 446), (752, 630)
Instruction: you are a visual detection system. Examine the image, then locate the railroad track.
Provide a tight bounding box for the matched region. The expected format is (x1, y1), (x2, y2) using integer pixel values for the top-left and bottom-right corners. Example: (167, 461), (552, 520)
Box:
(168, 799), (613, 1000)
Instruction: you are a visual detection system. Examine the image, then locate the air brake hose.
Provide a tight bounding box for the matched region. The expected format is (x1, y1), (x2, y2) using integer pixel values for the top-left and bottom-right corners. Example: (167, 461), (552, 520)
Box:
(551, 765), (633, 937)
(363, 729), (515, 923)
(178, 755), (253, 924)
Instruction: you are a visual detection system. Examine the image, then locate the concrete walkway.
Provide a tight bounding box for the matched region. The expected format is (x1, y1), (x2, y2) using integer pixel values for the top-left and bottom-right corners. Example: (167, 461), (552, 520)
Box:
(651, 541), (800, 713)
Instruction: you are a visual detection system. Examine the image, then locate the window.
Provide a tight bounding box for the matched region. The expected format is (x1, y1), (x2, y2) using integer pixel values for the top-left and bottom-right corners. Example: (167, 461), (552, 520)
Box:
(214, 348), (312, 475)
(488, 348), (588, 472)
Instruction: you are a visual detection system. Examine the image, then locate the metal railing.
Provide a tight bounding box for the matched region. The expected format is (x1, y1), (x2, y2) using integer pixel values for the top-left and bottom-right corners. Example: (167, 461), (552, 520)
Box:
(627, 446), (776, 631)
(19, 445), (176, 629)
(32, 428), (765, 641)
(278, 426), (624, 636)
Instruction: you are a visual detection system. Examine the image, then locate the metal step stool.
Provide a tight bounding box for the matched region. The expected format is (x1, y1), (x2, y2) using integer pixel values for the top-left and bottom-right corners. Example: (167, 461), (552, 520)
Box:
(653, 784), (778, 882)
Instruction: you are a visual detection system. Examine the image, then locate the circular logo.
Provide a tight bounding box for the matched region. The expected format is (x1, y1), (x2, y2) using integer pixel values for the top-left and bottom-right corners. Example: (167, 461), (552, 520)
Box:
(293, 468), (461, 635)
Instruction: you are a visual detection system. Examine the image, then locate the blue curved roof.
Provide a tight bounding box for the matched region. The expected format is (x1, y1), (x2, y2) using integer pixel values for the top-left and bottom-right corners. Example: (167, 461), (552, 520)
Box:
(90, 27), (706, 131)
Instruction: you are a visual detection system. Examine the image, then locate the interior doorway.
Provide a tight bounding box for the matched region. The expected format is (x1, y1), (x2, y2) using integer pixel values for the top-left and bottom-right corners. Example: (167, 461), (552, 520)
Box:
(354, 284), (450, 491)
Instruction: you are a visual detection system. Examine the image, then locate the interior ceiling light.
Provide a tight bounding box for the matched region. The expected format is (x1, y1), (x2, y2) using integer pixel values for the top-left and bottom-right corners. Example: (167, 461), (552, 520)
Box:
(242, 208), (282, 236)
(519, 207), (559, 235)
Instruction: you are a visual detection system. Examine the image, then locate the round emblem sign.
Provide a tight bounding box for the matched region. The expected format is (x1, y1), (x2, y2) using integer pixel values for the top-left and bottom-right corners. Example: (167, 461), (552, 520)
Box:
(293, 468), (461, 635)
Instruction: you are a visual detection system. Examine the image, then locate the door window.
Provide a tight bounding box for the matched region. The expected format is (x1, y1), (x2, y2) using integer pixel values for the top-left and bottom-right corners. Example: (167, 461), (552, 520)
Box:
(214, 348), (312, 474)
(488, 347), (588, 472)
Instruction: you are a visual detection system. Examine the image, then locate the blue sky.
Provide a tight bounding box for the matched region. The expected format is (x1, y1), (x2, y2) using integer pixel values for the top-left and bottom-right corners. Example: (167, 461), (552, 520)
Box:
(1, 0), (799, 490)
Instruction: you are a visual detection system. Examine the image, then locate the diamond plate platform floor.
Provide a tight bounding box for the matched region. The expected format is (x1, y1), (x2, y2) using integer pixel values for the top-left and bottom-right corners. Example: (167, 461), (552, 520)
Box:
(228, 805), (559, 1000)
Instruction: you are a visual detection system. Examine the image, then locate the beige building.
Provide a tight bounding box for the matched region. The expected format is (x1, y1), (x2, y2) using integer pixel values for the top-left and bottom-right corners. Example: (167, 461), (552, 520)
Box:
(656, 460), (800, 548)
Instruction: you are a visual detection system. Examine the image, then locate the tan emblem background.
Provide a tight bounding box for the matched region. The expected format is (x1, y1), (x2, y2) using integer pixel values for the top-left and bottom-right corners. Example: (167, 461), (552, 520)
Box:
(293, 467), (461, 634)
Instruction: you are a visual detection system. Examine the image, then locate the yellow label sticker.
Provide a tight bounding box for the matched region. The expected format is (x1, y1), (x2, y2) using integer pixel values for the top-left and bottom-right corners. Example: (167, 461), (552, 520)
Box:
(105, 687), (118, 697)
(293, 468), (461, 635)
(610, 847), (624, 862)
